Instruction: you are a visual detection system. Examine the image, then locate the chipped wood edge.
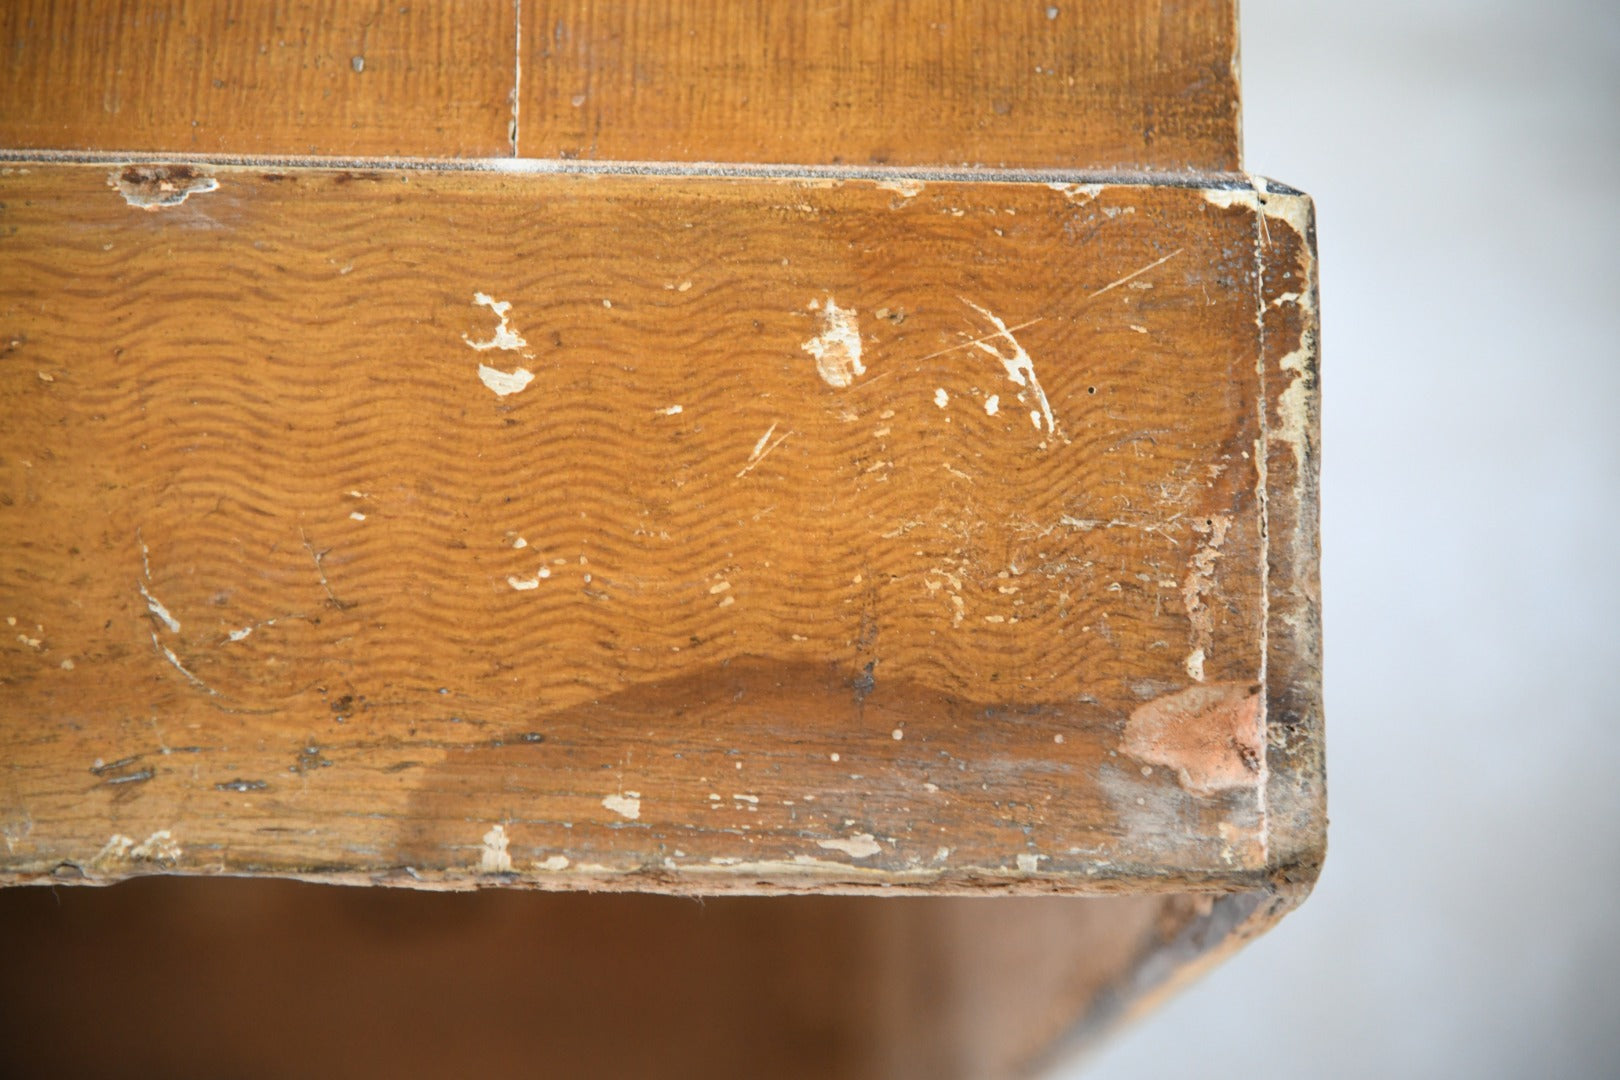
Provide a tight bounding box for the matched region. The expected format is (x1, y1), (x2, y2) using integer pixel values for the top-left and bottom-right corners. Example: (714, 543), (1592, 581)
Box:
(1021, 177), (1324, 1075)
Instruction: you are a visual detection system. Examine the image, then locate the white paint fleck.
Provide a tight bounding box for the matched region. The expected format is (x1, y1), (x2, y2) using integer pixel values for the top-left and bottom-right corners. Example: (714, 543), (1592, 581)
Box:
(817, 833), (882, 859)
(1275, 345), (1313, 468)
(1054, 733), (1065, 744)
(349, 511), (366, 521)
(1046, 181), (1102, 201)
(130, 829), (181, 864)
(1181, 515), (1232, 683)
(602, 792), (641, 820)
(934, 388), (949, 408)
(657, 404), (684, 416)
(961, 299), (1055, 433)
(480, 824), (513, 873)
(108, 166), (219, 210)
(512, 537), (528, 549)
(984, 394), (1000, 416)
(59, 658), (74, 670)
(139, 583), (181, 633)
(732, 793), (759, 804)
(737, 421), (791, 478)
(227, 626), (254, 642)
(800, 297), (866, 388)
(507, 574), (542, 591)
(829, 752), (840, 762)
(476, 363), (535, 397)
(874, 178), (925, 199)
(891, 728), (904, 741)
(1016, 852), (1046, 873)
(536, 855), (570, 871)
(93, 834), (135, 866)
(1202, 187), (1256, 210)
(463, 293), (528, 352)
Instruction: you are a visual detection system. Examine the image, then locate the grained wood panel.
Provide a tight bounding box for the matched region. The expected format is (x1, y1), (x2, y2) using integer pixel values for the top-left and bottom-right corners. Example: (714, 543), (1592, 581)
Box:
(0, 163), (1314, 894)
(0, 0), (515, 156)
(519, 0), (1241, 171)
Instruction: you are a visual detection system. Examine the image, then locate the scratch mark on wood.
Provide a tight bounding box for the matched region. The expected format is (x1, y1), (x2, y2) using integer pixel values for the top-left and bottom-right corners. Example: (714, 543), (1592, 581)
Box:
(1088, 248), (1184, 300)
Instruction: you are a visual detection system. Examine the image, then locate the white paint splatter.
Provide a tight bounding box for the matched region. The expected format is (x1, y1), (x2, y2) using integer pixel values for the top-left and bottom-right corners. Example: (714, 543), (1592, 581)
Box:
(602, 792), (641, 820)
(657, 404), (683, 416)
(960, 299), (1055, 433)
(477, 363), (535, 397)
(130, 829), (181, 864)
(462, 293), (528, 352)
(480, 824), (513, 873)
(1047, 181), (1103, 201)
(139, 583), (181, 633)
(1181, 515), (1232, 683)
(737, 422), (791, 478)
(984, 394), (1000, 416)
(349, 511), (366, 521)
(92, 834), (135, 866)
(108, 166), (219, 210)
(817, 833), (882, 859)
(1016, 852), (1046, 873)
(934, 387), (949, 408)
(874, 178), (925, 198)
(536, 855), (570, 871)
(464, 294), (535, 396)
(800, 298), (866, 388)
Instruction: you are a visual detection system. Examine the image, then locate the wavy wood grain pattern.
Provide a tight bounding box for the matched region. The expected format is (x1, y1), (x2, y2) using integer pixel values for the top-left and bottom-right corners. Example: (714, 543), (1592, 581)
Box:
(0, 0), (515, 156)
(520, 0), (1241, 171)
(0, 163), (1300, 893)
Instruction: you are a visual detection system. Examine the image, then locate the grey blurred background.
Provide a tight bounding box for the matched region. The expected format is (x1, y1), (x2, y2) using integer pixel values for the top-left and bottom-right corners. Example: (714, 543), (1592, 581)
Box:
(1080, 1), (1620, 1076)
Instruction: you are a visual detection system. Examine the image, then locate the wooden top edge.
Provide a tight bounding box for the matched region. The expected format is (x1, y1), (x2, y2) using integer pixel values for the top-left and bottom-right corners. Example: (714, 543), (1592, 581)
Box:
(0, 148), (1262, 190)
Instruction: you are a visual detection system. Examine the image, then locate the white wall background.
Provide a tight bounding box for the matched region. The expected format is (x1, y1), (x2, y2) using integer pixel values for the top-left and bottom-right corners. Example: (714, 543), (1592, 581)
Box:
(1077, 1), (1620, 1076)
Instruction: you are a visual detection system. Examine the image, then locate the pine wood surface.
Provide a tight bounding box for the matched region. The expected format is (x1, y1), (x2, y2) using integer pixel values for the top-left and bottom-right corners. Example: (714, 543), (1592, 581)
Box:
(517, 0), (1241, 170)
(0, 0), (517, 157)
(0, 162), (1319, 894)
(1, 1), (1239, 171)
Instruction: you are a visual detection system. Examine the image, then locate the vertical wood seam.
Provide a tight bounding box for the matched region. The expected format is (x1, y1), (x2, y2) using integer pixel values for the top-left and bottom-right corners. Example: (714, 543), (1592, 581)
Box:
(512, 0), (523, 156)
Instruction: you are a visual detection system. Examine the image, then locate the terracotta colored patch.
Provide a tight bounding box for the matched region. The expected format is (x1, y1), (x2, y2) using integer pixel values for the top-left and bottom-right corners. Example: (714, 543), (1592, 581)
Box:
(1122, 684), (1263, 795)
